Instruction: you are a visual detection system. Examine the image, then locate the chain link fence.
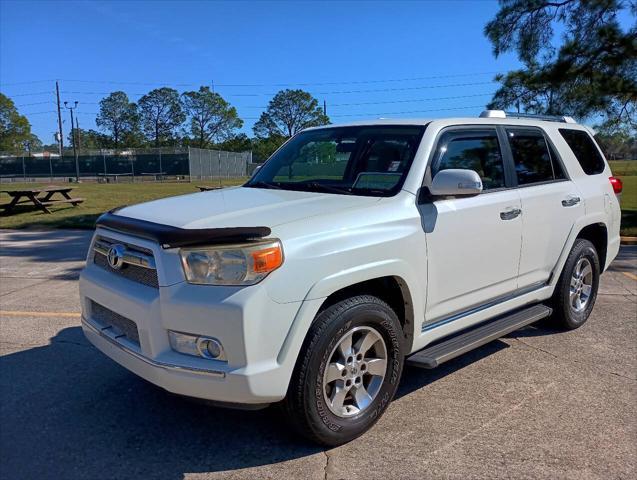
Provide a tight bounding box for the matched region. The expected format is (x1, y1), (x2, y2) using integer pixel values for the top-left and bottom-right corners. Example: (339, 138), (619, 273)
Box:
(0, 147), (253, 183)
(188, 148), (252, 180)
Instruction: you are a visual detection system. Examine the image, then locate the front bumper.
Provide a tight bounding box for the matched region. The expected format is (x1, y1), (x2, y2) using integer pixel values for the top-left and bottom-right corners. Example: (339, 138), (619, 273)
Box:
(79, 228), (313, 405)
(81, 314), (270, 404)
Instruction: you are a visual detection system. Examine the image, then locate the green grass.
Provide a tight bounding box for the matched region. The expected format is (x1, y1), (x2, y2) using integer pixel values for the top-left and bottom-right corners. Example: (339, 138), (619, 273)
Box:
(609, 160), (637, 177)
(0, 179), (247, 229)
(617, 175), (637, 237)
(608, 160), (637, 236)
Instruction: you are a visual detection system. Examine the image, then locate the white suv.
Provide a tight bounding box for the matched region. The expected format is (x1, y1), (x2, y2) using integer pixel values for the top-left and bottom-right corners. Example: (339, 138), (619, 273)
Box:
(80, 111), (622, 446)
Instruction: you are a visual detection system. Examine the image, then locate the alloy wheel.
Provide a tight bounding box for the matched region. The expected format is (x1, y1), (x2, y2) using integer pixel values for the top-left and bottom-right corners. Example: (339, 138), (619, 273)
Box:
(570, 257), (593, 312)
(322, 326), (388, 417)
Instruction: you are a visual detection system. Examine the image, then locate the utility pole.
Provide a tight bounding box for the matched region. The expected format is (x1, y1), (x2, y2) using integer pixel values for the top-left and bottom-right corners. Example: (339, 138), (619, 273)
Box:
(64, 101), (80, 182)
(323, 100), (327, 116)
(55, 81), (64, 157)
(76, 118), (81, 151)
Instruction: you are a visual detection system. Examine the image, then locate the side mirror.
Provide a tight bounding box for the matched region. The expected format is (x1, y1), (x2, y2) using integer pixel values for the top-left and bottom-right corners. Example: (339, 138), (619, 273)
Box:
(430, 169), (483, 197)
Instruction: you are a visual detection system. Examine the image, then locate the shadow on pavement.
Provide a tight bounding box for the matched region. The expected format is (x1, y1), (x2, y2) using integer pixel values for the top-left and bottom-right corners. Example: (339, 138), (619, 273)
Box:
(0, 327), (320, 479)
(0, 230), (92, 280)
(0, 326), (515, 479)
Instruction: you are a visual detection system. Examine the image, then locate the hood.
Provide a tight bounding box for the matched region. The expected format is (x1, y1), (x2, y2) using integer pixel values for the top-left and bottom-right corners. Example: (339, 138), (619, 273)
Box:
(116, 186), (381, 229)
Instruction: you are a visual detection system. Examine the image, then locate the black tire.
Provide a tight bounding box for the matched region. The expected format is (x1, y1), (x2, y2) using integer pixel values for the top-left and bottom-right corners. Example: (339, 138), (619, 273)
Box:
(550, 239), (600, 330)
(283, 295), (404, 446)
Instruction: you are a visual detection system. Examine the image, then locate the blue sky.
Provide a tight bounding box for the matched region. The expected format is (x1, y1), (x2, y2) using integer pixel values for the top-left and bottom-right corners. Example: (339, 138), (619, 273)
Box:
(1, 0), (525, 144)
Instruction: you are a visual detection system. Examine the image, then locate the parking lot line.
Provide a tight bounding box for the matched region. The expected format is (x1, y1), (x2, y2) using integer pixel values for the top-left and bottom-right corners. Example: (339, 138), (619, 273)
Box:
(621, 271), (637, 281)
(0, 310), (81, 318)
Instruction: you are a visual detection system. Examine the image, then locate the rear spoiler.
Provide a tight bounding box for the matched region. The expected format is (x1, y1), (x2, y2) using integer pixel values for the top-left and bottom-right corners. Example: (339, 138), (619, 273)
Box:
(95, 212), (271, 249)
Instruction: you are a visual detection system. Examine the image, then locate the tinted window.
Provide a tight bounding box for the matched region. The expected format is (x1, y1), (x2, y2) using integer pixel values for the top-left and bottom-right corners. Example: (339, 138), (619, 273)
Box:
(507, 129), (558, 185)
(559, 129), (605, 175)
(433, 130), (505, 190)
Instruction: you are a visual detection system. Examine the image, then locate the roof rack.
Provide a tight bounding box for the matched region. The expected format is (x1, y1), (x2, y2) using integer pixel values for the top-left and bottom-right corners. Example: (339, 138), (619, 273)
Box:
(479, 110), (576, 124)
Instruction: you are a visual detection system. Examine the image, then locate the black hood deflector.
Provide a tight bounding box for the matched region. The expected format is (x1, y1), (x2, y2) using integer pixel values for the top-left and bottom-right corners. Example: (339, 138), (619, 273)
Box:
(96, 212), (271, 249)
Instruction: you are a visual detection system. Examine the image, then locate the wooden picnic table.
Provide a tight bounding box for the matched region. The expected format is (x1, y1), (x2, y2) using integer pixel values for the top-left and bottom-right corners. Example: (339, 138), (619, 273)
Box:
(141, 172), (167, 181)
(97, 172), (134, 183)
(0, 186), (84, 214)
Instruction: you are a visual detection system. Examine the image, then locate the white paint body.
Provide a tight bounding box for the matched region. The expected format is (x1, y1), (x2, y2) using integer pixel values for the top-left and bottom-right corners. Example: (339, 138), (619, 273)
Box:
(79, 117), (620, 404)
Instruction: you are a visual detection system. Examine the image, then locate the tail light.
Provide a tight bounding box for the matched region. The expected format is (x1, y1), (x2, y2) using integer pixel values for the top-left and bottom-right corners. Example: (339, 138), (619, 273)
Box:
(609, 176), (623, 194)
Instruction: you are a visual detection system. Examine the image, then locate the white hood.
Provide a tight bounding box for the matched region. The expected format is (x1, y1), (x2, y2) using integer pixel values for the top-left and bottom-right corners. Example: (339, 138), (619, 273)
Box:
(116, 186), (381, 229)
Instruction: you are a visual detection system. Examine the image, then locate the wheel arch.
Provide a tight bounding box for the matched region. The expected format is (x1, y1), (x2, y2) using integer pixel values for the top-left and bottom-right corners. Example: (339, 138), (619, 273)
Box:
(575, 223), (608, 270)
(550, 218), (610, 290)
(315, 275), (416, 352)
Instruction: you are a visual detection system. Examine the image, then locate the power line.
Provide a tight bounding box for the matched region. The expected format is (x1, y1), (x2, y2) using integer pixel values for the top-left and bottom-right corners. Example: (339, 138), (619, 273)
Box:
(51, 71), (499, 88)
(173, 92), (495, 110)
(21, 111), (57, 115)
(330, 105), (487, 118)
(15, 101), (56, 107)
(221, 81), (497, 97)
(0, 79), (54, 86)
(9, 91), (54, 97)
(329, 92), (494, 107)
(58, 80), (497, 97)
(215, 72), (499, 87)
(64, 104), (488, 120)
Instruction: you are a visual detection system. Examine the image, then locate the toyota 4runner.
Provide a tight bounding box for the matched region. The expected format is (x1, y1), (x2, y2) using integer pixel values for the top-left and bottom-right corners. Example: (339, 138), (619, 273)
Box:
(80, 110), (622, 446)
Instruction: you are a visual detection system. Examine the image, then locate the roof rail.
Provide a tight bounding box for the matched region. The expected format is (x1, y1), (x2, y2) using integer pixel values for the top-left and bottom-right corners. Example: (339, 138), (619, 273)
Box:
(479, 110), (576, 123)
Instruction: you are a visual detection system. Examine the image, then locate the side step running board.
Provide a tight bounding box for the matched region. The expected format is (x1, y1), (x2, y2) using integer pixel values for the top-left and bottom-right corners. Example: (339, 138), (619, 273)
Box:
(407, 304), (552, 369)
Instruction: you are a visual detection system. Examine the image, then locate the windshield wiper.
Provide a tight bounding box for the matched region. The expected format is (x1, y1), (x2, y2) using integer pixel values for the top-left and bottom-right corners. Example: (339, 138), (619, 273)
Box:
(300, 182), (354, 195)
(245, 181), (282, 190)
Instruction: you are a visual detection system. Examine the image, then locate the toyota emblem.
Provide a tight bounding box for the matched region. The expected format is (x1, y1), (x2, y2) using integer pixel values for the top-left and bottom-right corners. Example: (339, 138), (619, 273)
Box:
(106, 244), (126, 270)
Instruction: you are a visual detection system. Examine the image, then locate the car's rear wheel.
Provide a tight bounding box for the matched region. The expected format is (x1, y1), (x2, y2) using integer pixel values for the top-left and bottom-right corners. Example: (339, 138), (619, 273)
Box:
(284, 295), (404, 446)
(550, 239), (600, 330)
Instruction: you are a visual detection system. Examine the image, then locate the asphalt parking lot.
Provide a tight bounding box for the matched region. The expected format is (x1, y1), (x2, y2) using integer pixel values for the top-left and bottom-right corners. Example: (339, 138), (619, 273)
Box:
(1, 229), (635, 480)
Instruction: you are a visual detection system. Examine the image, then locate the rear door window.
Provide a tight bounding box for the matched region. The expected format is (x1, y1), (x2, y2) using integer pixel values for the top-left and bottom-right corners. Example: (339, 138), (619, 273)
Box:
(558, 128), (605, 175)
(432, 129), (505, 190)
(506, 128), (564, 185)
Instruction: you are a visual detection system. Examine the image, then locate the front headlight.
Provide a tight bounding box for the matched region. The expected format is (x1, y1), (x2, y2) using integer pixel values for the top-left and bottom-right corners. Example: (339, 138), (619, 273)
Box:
(179, 240), (283, 285)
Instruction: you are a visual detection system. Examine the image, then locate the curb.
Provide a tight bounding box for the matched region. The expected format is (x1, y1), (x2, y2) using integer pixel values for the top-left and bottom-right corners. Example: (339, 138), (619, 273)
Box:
(620, 236), (637, 246)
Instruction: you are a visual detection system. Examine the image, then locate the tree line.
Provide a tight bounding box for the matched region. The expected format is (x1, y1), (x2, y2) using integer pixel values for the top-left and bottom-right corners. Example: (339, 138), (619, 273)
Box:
(0, 88), (330, 161)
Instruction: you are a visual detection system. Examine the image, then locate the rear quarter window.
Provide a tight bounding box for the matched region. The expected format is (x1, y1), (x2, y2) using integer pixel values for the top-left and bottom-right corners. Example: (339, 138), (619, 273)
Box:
(558, 129), (606, 175)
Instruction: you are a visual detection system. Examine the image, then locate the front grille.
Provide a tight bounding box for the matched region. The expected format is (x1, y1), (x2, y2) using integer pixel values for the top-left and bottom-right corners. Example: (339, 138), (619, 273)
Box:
(90, 301), (140, 345)
(92, 236), (159, 288)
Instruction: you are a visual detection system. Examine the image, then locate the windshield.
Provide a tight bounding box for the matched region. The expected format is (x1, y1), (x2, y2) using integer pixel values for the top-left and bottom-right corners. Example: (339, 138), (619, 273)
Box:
(245, 125), (426, 196)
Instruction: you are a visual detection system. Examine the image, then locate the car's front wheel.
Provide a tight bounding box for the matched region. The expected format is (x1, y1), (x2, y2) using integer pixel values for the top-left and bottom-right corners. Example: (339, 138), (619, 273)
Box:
(284, 295), (404, 446)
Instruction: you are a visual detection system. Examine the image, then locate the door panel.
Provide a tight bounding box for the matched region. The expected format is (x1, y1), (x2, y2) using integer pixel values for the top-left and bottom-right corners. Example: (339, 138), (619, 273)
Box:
(422, 190), (522, 323)
(503, 126), (583, 288)
(421, 126), (522, 325)
(517, 182), (583, 287)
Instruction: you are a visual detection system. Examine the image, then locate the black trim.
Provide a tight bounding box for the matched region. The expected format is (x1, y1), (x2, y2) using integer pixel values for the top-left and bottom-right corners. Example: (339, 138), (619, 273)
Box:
(496, 125), (518, 188)
(501, 125), (572, 187)
(96, 212), (271, 249)
(427, 125), (510, 193)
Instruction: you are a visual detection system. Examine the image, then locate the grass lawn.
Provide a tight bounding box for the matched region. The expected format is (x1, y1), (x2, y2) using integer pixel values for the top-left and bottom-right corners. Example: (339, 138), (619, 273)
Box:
(609, 160), (637, 177)
(0, 179), (246, 229)
(616, 175), (637, 236)
(609, 161), (637, 237)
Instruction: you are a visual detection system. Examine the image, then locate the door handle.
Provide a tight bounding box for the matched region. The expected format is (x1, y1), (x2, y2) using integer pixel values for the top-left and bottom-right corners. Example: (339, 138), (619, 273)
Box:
(500, 208), (522, 220)
(561, 196), (581, 207)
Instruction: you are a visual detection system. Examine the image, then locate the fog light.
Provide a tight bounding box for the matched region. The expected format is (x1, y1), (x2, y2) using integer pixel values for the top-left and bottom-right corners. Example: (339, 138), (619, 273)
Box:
(197, 337), (223, 359)
(168, 331), (226, 361)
